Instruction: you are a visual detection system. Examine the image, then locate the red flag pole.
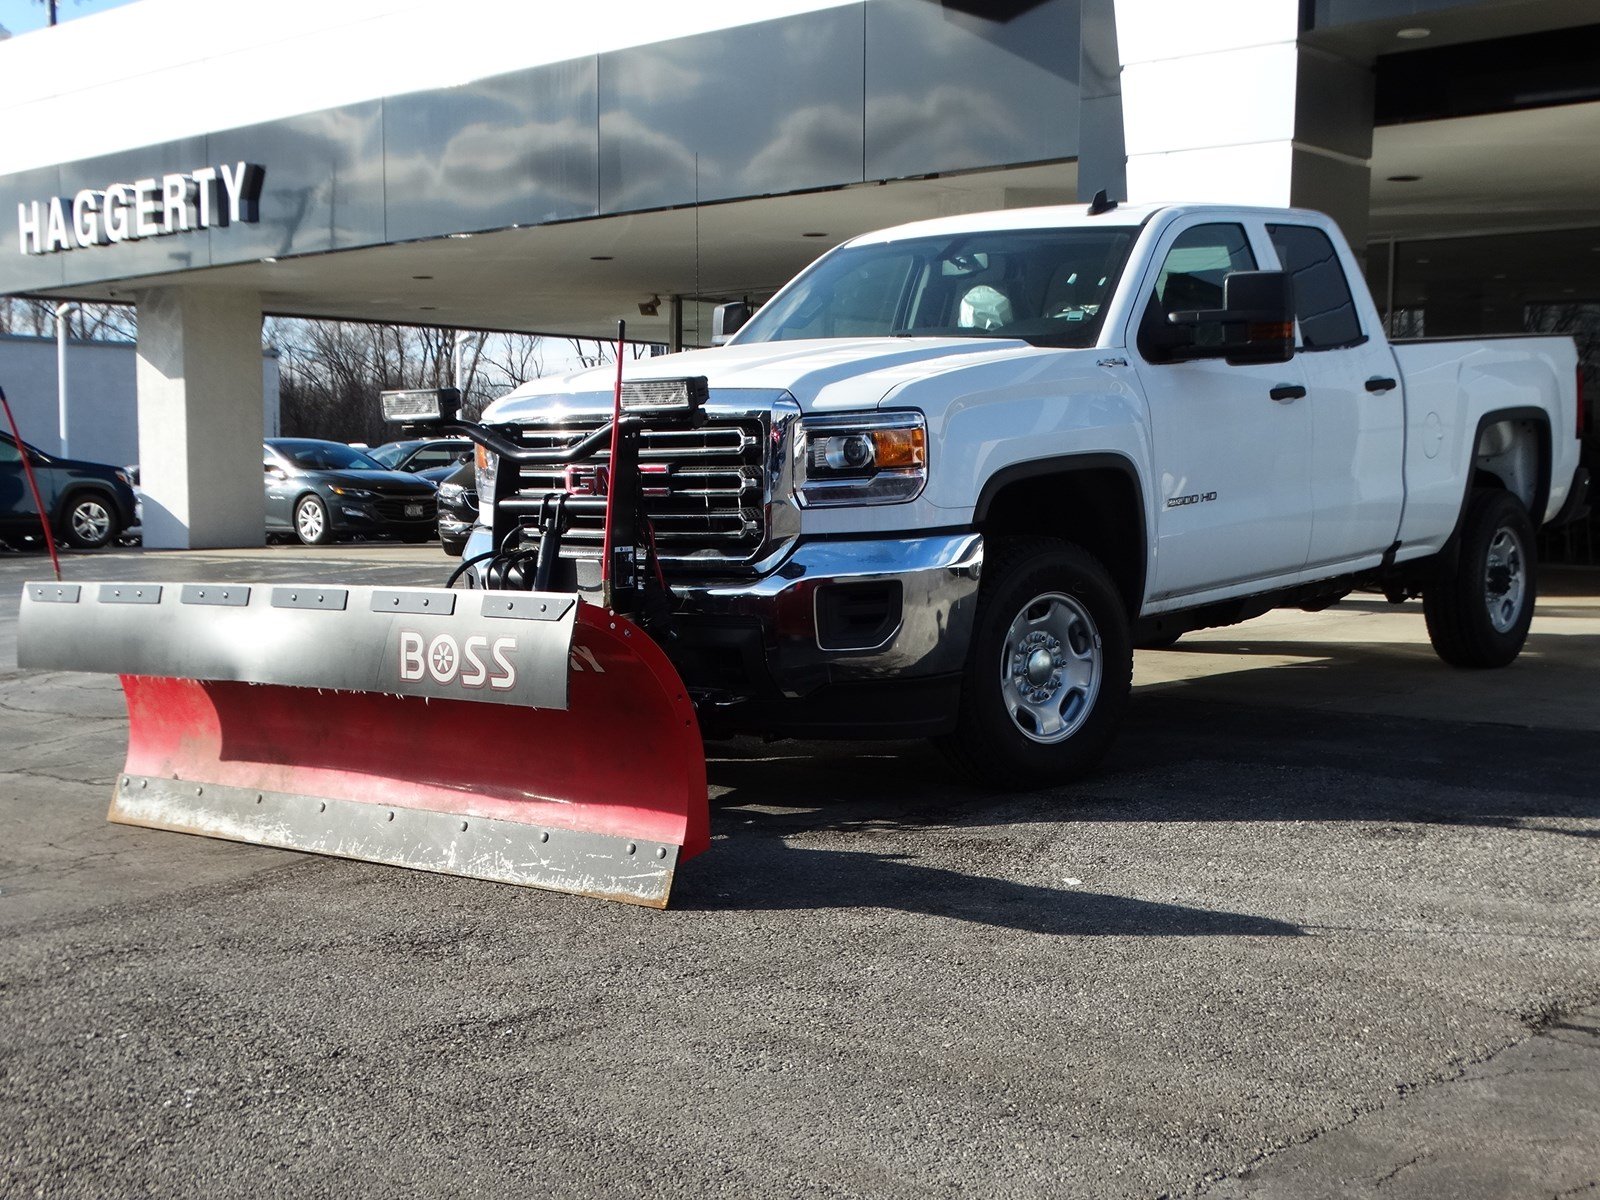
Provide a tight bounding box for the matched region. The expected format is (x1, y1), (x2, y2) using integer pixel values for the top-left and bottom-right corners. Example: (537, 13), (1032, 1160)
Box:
(0, 386), (63, 582)
(599, 320), (626, 601)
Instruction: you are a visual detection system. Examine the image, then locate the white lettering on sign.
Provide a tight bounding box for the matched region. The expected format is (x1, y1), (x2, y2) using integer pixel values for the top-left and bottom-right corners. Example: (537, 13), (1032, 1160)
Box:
(16, 161), (265, 256)
(398, 630), (517, 691)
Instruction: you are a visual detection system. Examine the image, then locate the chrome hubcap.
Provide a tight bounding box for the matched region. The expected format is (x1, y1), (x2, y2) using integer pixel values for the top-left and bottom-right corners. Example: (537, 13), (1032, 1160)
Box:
(297, 502), (324, 540)
(1484, 526), (1526, 633)
(1000, 591), (1102, 744)
(71, 501), (110, 542)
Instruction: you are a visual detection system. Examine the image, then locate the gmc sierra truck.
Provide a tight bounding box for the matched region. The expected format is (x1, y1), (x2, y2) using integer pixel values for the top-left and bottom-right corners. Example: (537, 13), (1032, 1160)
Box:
(460, 201), (1588, 786)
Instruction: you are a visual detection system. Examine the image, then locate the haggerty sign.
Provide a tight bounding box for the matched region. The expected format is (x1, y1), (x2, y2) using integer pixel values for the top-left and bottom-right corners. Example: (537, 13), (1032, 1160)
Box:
(17, 162), (265, 255)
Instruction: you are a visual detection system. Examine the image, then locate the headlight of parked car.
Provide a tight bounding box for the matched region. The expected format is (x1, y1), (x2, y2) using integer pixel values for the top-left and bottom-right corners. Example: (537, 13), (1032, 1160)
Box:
(437, 481), (466, 503)
(797, 411), (927, 507)
(327, 486), (375, 500)
(475, 444), (497, 507)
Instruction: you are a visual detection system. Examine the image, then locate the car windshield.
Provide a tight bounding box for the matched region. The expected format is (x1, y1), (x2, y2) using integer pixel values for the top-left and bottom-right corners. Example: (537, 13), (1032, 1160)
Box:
(734, 227), (1137, 348)
(367, 443), (410, 468)
(273, 441), (385, 471)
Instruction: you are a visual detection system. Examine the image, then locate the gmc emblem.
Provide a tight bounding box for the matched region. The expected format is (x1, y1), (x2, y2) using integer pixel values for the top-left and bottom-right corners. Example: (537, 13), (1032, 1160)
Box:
(565, 464), (609, 496)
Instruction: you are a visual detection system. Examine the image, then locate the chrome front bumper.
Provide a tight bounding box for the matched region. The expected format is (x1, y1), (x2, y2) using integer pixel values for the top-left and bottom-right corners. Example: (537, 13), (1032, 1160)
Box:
(683, 531), (984, 696)
(462, 527), (984, 698)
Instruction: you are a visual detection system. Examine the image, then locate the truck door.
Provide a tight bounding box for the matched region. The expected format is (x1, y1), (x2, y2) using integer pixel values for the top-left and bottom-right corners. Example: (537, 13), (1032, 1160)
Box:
(1266, 221), (1406, 572)
(1129, 219), (1314, 600)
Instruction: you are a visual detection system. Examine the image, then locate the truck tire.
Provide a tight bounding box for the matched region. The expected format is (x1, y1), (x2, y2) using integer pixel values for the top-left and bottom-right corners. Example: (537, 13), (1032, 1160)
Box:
(1423, 488), (1537, 668)
(935, 536), (1132, 789)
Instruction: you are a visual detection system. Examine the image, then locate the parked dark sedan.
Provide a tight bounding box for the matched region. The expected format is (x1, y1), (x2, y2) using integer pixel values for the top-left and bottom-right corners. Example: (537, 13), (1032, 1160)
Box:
(1, 432), (138, 550)
(264, 438), (437, 545)
(435, 460), (479, 556)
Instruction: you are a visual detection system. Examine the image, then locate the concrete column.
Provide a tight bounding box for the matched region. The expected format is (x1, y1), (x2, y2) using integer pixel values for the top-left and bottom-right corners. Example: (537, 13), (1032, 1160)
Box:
(1113, 0), (1375, 250)
(135, 287), (265, 549)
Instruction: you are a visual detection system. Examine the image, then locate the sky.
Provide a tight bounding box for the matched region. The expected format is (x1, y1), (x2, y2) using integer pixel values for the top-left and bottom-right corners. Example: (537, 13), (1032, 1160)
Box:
(0, 0), (140, 38)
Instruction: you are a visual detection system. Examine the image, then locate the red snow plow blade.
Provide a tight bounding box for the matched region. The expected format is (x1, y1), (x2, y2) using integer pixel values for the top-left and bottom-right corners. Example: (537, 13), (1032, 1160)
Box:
(19, 582), (708, 907)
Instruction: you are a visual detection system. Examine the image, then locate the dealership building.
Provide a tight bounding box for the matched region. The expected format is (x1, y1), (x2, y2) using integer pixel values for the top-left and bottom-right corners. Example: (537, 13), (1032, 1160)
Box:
(0, 0), (1595, 548)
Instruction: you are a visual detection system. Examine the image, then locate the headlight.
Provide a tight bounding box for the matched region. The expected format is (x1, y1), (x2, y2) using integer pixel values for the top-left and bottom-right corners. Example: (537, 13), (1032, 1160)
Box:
(328, 486), (375, 499)
(475, 443), (498, 507)
(798, 412), (926, 507)
(437, 481), (465, 503)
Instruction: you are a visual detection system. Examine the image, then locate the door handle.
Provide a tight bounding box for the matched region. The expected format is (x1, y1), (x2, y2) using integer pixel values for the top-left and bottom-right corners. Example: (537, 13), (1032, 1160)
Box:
(1269, 384), (1307, 402)
(1365, 376), (1398, 393)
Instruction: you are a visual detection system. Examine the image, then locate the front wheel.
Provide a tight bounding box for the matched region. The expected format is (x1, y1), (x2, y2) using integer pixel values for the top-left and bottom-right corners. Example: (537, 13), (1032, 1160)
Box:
(61, 493), (119, 549)
(935, 537), (1132, 789)
(1423, 489), (1537, 667)
(293, 494), (334, 546)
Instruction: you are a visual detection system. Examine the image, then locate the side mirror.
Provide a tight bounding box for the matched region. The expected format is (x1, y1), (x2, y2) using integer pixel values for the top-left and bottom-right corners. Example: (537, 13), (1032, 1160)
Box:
(1161, 270), (1295, 366)
(711, 301), (752, 345)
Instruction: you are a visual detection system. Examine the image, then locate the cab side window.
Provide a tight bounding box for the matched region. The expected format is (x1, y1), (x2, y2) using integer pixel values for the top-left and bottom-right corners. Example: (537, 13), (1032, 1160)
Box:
(1138, 223), (1256, 360)
(1267, 223), (1363, 350)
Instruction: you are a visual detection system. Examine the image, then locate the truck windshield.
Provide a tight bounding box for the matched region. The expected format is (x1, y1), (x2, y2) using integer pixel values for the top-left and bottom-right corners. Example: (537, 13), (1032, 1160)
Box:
(735, 227), (1136, 348)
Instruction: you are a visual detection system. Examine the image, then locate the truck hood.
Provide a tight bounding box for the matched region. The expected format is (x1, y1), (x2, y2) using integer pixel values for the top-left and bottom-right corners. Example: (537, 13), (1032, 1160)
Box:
(484, 336), (1061, 420)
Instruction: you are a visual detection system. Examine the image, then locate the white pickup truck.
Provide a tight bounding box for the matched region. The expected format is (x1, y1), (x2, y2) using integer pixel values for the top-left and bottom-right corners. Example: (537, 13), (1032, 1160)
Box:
(462, 201), (1588, 786)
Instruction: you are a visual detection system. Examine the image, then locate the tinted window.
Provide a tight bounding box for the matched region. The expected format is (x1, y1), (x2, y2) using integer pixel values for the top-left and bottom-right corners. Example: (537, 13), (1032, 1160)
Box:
(368, 443), (411, 468)
(271, 441), (385, 471)
(410, 446), (466, 470)
(1152, 223), (1256, 316)
(1139, 223), (1256, 359)
(1268, 224), (1363, 349)
(736, 228), (1138, 348)
(0, 438), (21, 465)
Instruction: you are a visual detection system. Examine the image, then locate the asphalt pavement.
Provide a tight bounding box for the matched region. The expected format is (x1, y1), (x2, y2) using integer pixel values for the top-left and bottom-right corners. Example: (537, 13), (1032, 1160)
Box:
(1, 543), (1596, 1199)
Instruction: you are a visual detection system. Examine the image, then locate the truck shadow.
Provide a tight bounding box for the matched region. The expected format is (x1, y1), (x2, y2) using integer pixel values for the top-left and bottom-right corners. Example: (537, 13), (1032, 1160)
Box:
(672, 835), (1305, 938)
(702, 686), (1599, 840)
(689, 684), (1595, 927)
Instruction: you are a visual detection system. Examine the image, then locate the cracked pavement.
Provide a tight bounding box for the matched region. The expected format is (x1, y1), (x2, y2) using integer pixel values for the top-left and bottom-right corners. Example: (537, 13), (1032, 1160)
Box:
(1, 544), (1597, 1198)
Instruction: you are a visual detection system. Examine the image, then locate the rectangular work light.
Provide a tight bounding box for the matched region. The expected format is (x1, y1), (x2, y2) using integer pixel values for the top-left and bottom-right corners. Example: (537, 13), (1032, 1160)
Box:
(381, 387), (461, 425)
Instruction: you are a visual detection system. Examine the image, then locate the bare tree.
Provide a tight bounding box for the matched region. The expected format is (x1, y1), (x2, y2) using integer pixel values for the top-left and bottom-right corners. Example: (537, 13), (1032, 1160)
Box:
(0, 297), (135, 341)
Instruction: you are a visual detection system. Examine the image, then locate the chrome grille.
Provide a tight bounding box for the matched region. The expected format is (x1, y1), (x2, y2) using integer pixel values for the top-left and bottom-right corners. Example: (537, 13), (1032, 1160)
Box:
(506, 415), (768, 569)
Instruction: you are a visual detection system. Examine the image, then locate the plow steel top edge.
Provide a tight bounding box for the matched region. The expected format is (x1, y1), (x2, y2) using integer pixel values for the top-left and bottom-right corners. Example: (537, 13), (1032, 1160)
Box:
(18, 581), (578, 711)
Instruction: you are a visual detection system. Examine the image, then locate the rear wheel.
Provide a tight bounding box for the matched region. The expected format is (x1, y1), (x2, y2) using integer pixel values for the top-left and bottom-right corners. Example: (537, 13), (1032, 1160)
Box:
(61, 493), (118, 549)
(293, 495), (334, 546)
(935, 537), (1132, 789)
(1423, 488), (1537, 668)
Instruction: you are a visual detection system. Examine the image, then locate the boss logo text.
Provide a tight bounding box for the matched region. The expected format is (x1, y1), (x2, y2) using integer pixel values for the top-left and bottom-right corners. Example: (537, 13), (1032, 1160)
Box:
(399, 631), (516, 690)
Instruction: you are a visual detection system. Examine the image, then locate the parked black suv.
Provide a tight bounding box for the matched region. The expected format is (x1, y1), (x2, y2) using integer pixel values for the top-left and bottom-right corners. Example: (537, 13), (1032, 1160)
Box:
(1, 432), (138, 550)
(265, 438), (438, 545)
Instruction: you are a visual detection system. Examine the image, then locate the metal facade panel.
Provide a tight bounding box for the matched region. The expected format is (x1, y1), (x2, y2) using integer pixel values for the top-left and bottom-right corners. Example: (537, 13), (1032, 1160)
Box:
(54, 137), (212, 286)
(597, 6), (866, 213)
(206, 101), (387, 263)
(866, 0), (1083, 180)
(385, 59), (599, 242)
(1, 163), (67, 292)
(0, 2), (1094, 294)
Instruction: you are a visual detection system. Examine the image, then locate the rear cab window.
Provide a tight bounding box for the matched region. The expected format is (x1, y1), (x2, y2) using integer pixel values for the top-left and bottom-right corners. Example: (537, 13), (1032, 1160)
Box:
(1266, 223), (1365, 350)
